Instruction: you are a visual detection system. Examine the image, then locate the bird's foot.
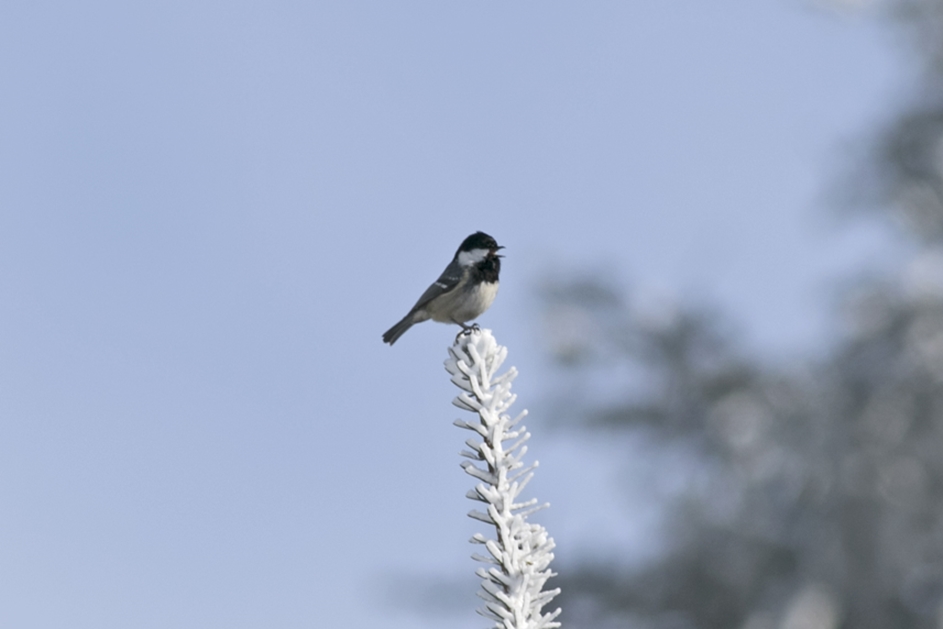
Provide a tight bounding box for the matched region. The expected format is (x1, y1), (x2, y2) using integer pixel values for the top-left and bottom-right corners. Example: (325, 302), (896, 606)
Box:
(453, 321), (480, 342)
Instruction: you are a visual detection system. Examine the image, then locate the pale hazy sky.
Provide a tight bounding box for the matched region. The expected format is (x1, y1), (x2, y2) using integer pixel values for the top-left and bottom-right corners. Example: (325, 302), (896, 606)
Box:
(0, 2), (902, 628)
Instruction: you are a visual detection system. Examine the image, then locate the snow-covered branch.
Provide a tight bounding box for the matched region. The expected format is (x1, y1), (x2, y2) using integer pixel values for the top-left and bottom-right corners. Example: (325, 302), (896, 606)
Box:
(445, 329), (561, 629)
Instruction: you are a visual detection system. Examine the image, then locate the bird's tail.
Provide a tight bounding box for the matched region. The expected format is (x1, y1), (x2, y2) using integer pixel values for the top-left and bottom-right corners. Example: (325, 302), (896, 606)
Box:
(382, 314), (415, 345)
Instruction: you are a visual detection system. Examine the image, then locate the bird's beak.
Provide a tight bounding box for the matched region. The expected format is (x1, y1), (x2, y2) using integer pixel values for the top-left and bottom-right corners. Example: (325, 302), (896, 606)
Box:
(494, 245), (505, 258)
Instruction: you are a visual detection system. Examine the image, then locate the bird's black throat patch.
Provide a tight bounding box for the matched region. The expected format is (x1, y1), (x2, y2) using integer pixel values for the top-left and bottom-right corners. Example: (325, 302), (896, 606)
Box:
(474, 254), (501, 283)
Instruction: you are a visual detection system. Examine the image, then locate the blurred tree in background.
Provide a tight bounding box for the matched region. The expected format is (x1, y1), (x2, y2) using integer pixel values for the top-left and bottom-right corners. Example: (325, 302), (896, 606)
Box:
(541, 3), (943, 628)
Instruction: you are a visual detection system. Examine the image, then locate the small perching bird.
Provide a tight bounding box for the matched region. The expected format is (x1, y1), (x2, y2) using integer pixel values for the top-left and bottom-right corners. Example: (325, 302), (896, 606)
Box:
(382, 231), (503, 345)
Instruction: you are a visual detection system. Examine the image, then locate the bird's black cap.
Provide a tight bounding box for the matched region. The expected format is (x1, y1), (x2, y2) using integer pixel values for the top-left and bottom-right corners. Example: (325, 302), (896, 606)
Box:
(457, 231), (501, 253)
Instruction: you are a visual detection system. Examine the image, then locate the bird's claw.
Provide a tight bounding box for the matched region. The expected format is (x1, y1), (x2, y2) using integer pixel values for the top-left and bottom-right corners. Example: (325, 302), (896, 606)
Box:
(454, 322), (481, 342)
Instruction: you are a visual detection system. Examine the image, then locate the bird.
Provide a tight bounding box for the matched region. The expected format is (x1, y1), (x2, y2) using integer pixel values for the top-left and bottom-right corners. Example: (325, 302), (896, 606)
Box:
(382, 231), (504, 345)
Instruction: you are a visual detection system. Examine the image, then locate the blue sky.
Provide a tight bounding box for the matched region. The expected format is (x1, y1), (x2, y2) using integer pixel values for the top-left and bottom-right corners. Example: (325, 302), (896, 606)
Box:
(0, 2), (903, 628)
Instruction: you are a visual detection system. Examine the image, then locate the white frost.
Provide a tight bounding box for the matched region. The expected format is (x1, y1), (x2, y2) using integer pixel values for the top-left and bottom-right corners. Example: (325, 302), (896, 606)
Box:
(445, 329), (562, 629)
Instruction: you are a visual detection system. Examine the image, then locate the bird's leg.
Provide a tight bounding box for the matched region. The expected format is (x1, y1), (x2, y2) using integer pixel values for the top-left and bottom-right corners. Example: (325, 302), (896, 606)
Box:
(452, 319), (479, 342)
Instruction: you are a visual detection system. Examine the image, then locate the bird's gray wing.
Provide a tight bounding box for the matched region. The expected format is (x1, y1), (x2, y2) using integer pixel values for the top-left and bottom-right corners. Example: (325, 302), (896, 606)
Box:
(409, 258), (464, 312)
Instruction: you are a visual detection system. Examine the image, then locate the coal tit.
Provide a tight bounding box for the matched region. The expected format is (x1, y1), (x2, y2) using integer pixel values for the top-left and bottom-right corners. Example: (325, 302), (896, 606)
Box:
(382, 231), (504, 345)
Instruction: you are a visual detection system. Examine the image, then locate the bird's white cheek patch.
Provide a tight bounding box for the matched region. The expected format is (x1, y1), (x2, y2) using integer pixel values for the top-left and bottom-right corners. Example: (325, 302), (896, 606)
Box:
(458, 248), (489, 267)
